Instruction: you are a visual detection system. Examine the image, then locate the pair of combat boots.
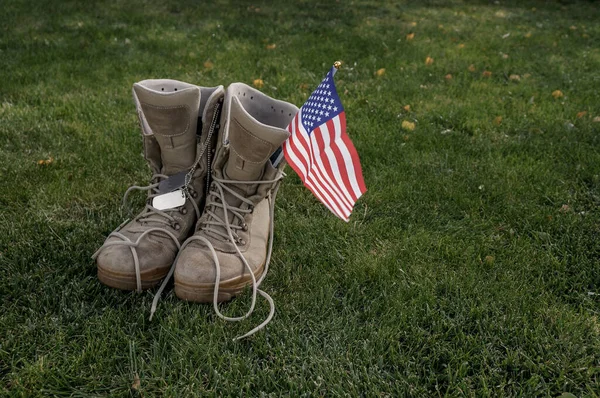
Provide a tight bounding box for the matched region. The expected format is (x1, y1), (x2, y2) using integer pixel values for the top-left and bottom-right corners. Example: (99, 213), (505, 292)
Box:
(92, 79), (298, 339)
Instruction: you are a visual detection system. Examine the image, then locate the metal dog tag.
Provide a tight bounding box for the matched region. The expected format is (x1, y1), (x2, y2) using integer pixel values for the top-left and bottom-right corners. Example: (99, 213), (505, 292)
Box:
(152, 189), (186, 210)
(158, 170), (188, 194)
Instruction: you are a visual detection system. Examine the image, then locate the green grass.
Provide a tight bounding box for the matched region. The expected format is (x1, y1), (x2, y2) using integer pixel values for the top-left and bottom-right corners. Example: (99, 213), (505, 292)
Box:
(2, 0), (600, 395)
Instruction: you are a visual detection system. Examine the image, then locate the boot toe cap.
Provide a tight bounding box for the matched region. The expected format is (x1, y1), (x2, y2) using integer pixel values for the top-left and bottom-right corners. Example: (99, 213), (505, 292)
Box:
(175, 241), (263, 285)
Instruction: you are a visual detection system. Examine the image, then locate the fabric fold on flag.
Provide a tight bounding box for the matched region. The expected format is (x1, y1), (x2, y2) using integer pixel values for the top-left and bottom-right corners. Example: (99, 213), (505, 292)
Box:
(283, 66), (366, 221)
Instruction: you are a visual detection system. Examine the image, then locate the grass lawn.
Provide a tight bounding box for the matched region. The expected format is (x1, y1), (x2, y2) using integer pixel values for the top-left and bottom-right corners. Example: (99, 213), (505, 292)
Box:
(2, 0), (600, 395)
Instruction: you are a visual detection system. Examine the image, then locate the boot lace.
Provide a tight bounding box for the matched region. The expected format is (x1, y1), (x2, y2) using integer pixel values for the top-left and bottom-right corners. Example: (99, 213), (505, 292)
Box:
(91, 175), (200, 292)
(151, 172), (285, 341)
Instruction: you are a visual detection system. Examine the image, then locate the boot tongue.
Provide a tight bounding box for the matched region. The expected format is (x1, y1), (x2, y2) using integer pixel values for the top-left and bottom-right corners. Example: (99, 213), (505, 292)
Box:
(222, 95), (289, 206)
(133, 81), (200, 176)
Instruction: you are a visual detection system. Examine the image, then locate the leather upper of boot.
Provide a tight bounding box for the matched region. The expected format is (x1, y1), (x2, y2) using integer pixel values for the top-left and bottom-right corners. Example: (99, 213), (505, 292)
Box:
(175, 83), (298, 284)
(96, 80), (225, 278)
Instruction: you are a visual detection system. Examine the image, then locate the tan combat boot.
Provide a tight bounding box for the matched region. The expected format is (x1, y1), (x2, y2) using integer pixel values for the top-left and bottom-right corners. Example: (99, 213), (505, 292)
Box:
(154, 83), (297, 337)
(93, 79), (224, 292)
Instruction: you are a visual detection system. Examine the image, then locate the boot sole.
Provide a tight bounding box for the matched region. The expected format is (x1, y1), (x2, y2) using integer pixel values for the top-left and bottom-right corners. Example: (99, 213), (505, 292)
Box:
(174, 261), (266, 303)
(97, 265), (168, 291)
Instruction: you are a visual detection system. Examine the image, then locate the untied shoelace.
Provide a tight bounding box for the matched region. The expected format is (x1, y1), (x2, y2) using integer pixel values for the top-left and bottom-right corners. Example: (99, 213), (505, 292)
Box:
(151, 172), (284, 341)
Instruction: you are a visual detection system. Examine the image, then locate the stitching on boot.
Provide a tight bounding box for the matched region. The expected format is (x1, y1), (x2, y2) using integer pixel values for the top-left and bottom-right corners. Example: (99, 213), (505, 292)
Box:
(229, 117), (273, 164)
(140, 102), (191, 138)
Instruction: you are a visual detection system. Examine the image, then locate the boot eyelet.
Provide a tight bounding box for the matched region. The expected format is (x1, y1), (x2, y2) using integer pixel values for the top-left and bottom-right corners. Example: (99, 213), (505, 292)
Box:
(192, 192), (198, 198)
(238, 239), (245, 245)
(180, 208), (187, 215)
(173, 223), (181, 231)
(242, 223), (248, 231)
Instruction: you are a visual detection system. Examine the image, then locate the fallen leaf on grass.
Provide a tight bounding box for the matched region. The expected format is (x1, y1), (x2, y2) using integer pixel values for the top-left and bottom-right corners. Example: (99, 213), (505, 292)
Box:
(593, 116), (600, 123)
(570, 25), (577, 30)
(203, 60), (214, 70)
(501, 53), (509, 59)
(494, 116), (503, 125)
(403, 134), (410, 141)
(37, 157), (54, 166)
(524, 32), (532, 38)
(253, 79), (264, 89)
(468, 64), (476, 72)
(402, 121), (415, 131)
(132, 373), (140, 391)
(576, 111), (587, 118)
(509, 74), (520, 81)
(406, 33), (415, 41)
(425, 56), (434, 65)
(523, 73), (531, 79)
(409, 21), (417, 27)
(552, 90), (563, 99)
(299, 83), (309, 91)
(266, 43), (276, 50)
(403, 105), (411, 112)
(457, 43), (465, 49)
(484, 255), (495, 265)
(560, 204), (570, 213)
(375, 68), (386, 77)
(445, 74), (453, 80)
(482, 70), (492, 77)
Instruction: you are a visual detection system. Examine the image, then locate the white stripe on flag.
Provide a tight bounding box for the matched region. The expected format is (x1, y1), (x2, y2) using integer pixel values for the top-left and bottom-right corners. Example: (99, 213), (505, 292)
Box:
(332, 116), (363, 200)
(316, 119), (359, 206)
(286, 113), (348, 219)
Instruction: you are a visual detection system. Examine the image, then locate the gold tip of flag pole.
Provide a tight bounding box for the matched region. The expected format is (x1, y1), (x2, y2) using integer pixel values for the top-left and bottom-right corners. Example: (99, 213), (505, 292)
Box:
(334, 61), (342, 70)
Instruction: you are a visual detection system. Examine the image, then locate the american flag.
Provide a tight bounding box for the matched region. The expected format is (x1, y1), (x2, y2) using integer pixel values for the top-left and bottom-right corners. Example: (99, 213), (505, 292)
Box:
(283, 66), (366, 221)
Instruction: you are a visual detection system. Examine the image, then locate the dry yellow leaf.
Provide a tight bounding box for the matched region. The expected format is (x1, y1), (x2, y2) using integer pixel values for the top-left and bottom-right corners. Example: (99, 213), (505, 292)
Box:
(482, 70), (492, 77)
(403, 134), (410, 141)
(494, 116), (503, 125)
(484, 255), (495, 265)
(375, 68), (386, 77)
(253, 79), (264, 89)
(406, 32), (415, 41)
(583, 33), (590, 39)
(445, 74), (453, 80)
(203, 60), (214, 70)
(37, 156), (54, 166)
(576, 111), (587, 119)
(570, 25), (577, 30)
(509, 74), (520, 81)
(501, 53), (509, 59)
(409, 21), (417, 27)
(457, 43), (465, 49)
(468, 64), (476, 72)
(402, 120), (415, 131)
(299, 83), (309, 91)
(425, 56), (434, 65)
(552, 90), (563, 99)
(403, 105), (411, 112)
(132, 373), (141, 391)
(525, 32), (532, 38)
(523, 73), (531, 79)
(266, 43), (276, 50)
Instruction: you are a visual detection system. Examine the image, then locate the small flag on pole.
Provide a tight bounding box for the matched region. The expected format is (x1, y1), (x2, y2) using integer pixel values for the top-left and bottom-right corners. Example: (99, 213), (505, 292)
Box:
(283, 63), (366, 221)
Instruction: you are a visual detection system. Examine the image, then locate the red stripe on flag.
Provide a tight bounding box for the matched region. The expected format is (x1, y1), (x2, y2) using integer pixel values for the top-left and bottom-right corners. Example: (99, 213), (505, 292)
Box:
(338, 113), (367, 194)
(310, 125), (355, 210)
(323, 117), (359, 203)
(287, 114), (349, 219)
